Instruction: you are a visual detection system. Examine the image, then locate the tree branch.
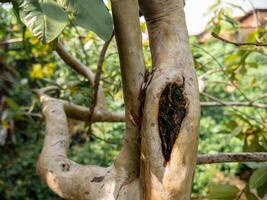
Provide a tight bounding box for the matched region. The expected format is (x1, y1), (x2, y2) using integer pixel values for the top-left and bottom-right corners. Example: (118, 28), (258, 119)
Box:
(201, 101), (267, 109)
(197, 152), (267, 164)
(0, 38), (23, 45)
(37, 92), (120, 199)
(88, 33), (114, 137)
(201, 92), (265, 124)
(111, 0), (146, 186)
(37, 87), (124, 122)
(56, 42), (107, 109)
(251, 93), (267, 103)
(211, 32), (267, 47)
(56, 42), (95, 83)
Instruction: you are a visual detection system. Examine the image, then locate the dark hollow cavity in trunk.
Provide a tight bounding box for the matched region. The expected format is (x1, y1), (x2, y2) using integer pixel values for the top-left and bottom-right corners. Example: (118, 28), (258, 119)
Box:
(158, 82), (186, 161)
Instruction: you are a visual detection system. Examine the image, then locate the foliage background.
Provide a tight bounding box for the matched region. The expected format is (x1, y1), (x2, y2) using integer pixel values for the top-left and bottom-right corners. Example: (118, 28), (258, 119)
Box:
(0, 1), (266, 199)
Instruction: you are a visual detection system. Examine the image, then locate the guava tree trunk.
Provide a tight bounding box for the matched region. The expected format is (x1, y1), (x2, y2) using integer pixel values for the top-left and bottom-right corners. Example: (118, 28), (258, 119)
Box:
(36, 0), (200, 199)
(138, 0), (200, 199)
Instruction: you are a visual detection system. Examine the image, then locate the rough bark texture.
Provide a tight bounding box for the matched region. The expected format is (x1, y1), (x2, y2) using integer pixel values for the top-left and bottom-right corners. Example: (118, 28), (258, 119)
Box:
(37, 0), (200, 199)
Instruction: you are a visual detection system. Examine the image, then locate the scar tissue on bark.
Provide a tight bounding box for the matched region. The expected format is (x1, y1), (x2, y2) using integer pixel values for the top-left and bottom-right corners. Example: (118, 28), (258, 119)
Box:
(90, 176), (105, 183)
(158, 82), (186, 161)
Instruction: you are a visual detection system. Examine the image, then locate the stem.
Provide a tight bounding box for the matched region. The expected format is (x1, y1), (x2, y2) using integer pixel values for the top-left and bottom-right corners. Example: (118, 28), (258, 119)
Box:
(201, 101), (267, 109)
(87, 33), (114, 137)
(56, 42), (107, 108)
(211, 32), (267, 47)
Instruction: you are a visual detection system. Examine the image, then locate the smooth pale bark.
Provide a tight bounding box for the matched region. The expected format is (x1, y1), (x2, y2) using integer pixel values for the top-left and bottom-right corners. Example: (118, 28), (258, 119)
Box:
(111, 0), (145, 193)
(38, 0), (145, 199)
(139, 0), (200, 199)
(37, 0), (200, 199)
(37, 95), (140, 199)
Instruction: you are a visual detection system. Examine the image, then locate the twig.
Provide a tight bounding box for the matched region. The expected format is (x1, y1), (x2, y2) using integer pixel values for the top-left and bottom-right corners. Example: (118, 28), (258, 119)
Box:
(56, 42), (107, 108)
(194, 44), (266, 123)
(199, 68), (221, 79)
(251, 93), (267, 103)
(0, 38), (23, 46)
(201, 101), (267, 109)
(211, 32), (267, 47)
(87, 33), (114, 138)
(197, 152), (267, 164)
(73, 25), (91, 66)
(56, 42), (95, 83)
(201, 92), (262, 124)
(91, 133), (117, 145)
(235, 185), (246, 200)
(247, 0), (260, 30)
(193, 44), (251, 102)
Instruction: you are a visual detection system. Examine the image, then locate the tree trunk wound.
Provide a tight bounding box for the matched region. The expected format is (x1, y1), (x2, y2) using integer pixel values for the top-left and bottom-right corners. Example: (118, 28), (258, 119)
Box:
(159, 81), (186, 162)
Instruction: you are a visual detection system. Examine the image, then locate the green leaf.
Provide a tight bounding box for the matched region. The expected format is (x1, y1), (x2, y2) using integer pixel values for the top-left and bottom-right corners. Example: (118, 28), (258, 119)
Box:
(249, 166), (267, 189)
(12, 1), (22, 24)
(5, 97), (19, 111)
(18, 0), (68, 43)
(245, 162), (267, 169)
(212, 24), (221, 35)
(231, 126), (242, 136)
(56, 0), (75, 12)
(209, 184), (239, 200)
(245, 189), (258, 200)
(257, 181), (267, 198)
(56, 0), (113, 41)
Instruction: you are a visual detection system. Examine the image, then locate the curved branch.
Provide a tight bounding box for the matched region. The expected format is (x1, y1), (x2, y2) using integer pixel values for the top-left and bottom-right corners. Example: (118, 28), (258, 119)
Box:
(37, 91), (140, 199)
(56, 42), (107, 108)
(197, 152), (267, 165)
(56, 43), (95, 83)
(37, 94), (114, 199)
(88, 34), (114, 136)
